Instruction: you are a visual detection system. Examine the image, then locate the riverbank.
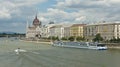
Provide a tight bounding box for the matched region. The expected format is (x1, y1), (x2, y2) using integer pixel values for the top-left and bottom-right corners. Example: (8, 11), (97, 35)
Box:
(19, 39), (51, 45)
(108, 46), (120, 49)
(106, 43), (120, 49)
(20, 39), (120, 49)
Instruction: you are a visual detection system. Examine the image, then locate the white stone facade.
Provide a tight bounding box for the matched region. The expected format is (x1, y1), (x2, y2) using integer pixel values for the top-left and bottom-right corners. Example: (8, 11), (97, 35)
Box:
(84, 21), (120, 41)
(26, 16), (42, 39)
(49, 24), (72, 39)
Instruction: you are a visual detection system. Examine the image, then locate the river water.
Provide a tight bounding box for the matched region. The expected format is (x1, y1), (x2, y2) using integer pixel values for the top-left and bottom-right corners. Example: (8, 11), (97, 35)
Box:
(0, 38), (120, 67)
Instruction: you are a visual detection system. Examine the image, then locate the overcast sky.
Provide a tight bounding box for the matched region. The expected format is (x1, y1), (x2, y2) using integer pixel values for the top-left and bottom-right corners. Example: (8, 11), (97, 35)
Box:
(0, 0), (120, 33)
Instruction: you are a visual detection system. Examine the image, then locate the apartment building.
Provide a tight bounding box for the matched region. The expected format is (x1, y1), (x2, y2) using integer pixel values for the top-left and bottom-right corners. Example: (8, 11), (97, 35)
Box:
(70, 24), (86, 37)
(84, 21), (120, 41)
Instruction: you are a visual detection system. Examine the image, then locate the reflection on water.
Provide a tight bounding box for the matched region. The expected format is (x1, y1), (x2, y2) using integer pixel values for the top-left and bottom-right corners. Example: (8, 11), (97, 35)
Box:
(0, 38), (120, 67)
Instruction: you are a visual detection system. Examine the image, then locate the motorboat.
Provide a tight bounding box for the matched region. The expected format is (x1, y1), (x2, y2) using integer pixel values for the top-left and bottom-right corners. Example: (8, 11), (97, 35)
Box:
(14, 48), (27, 54)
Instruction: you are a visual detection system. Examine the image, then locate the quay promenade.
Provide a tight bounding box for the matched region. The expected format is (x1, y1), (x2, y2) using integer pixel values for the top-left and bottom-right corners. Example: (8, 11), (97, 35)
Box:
(106, 43), (120, 49)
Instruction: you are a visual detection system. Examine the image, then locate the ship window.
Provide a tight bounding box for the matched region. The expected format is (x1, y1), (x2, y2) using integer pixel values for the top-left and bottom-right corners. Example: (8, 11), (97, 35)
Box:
(97, 44), (105, 47)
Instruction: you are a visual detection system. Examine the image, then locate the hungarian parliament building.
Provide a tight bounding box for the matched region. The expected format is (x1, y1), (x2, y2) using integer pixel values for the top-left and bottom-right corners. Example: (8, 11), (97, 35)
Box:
(26, 15), (42, 39)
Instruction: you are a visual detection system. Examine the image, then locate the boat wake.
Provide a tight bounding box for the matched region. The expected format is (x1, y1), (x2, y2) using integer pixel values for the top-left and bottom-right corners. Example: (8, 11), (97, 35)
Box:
(30, 51), (40, 54)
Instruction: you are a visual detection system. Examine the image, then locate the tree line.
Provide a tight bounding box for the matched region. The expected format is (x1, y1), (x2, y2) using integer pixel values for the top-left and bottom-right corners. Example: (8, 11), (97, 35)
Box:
(0, 33), (25, 37)
(43, 33), (120, 43)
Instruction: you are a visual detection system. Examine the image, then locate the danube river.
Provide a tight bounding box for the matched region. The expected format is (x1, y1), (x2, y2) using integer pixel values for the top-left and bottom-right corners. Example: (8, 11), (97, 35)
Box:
(0, 38), (120, 67)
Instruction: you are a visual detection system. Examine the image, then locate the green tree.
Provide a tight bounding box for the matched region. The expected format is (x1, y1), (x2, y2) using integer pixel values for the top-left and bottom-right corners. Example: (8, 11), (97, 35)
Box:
(76, 36), (85, 41)
(112, 37), (117, 43)
(76, 36), (82, 41)
(52, 36), (56, 41)
(49, 36), (60, 41)
(93, 33), (103, 42)
(68, 36), (75, 41)
(116, 37), (120, 43)
(109, 37), (116, 43)
(61, 37), (67, 40)
(56, 36), (59, 41)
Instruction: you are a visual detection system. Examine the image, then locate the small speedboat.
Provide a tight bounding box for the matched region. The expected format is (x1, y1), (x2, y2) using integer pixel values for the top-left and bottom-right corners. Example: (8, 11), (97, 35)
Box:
(14, 48), (27, 54)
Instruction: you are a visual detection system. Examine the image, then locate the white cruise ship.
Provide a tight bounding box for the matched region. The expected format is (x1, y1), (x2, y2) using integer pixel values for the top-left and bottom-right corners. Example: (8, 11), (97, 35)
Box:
(52, 41), (107, 50)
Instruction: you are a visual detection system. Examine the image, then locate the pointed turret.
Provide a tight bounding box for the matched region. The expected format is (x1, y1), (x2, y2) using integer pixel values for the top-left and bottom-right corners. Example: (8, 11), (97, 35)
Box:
(33, 15), (41, 27)
(26, 20), (28, 28)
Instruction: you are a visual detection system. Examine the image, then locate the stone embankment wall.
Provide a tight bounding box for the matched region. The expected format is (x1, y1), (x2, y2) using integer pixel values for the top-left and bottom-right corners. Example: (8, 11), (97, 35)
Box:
(106, 43), (120, 49)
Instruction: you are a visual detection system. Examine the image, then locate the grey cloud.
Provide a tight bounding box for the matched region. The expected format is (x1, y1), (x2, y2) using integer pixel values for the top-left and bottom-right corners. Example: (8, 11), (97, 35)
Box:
(55, 0), (120, 22)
